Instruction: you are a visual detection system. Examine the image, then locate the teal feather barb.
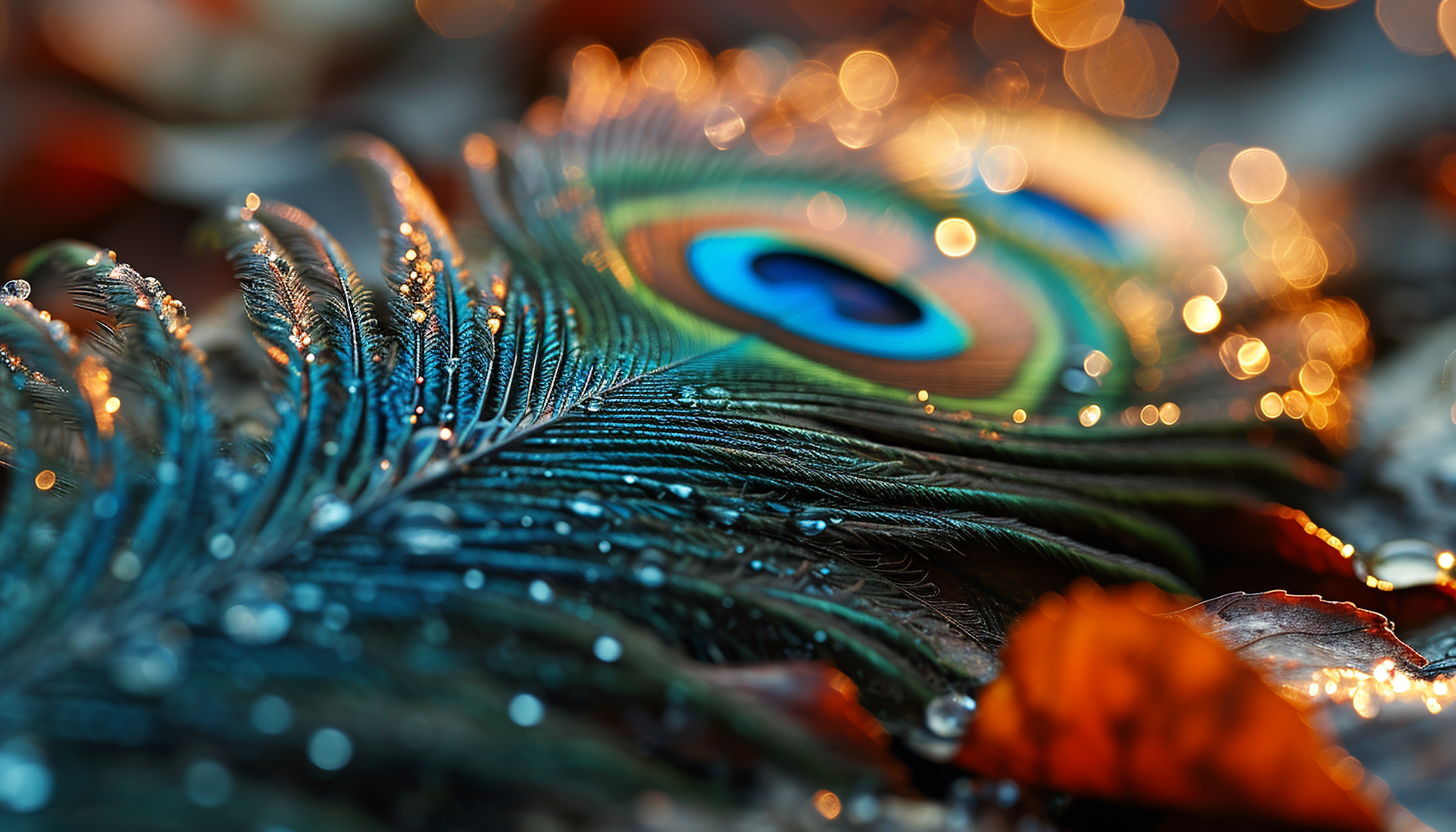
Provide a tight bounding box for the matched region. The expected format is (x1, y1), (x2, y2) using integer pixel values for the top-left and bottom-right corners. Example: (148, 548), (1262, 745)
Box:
(0, 39), (1370, 830)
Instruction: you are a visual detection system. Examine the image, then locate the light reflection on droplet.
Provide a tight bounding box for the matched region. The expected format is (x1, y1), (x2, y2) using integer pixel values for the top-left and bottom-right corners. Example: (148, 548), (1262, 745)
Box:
(0, 739), (52, 813)
(838, 51), (897, 110)
(807, 191), (847, 230)
(1063, 17), (1178, 119)
(1299, 360), (1336, 396)
(1229, 148), (1287, 204)
(1377, 0), (1448, 55)
(593, 635), (623, 662)
(979, 145), (1028, 193)
(251, 695), (293, 735)
(308, 728), (352, 770)
(703, 105), (746, 150)
(508, 693), (545, 727)
(1031, 0), (1124, 49)
(812, 789), (842, 820)
(1082, 349), (1112, 378)
(1182, 296), (1221, 333)
(1078, 404), (1101, 426)
(1236, 338), (1271, 376)
(1259, 392), (1285, 419)
(934, 218), (977, 257)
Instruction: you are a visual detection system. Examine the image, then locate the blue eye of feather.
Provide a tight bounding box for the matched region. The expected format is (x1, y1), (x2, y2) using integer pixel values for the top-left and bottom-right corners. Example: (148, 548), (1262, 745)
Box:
(687, 231), (970, 361)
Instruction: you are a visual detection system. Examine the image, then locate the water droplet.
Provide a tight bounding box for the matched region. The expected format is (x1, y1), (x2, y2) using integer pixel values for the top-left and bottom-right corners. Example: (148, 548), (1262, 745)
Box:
(567, 491), (604, 518)
(156, 459), (180, 485)
(291, 583), (323, 612)
(307, 728), (352, 770)
(0, 739), (52, 813)
(208, 533), (236, 560)
(622, 474), (639, 485)
(597, 540), (611, 553)
(703, 386), (730, 398)
(309, 496), (352, 533)
(553, 520), (571, 536)
(593, 635), (623, 662)
(1, 279), (31, 304)
(184, 759), (232, 808)
(529, 580), (554, 603)
(508, 693), (545, 727)
(666, 484), (694, 499)
(1357, 539), (1448, 589)
(676, 385), (698, 404)
(109, 636), (183, 695)
(634, 563), (665, 587)
(925, 693), (978, 738)
(796, 519), (828, 536)
(391, 528), (462, 555)
(707, 506), (740, 526)
(463, 569), (485, 590)
(110, 550), (142, 582)
(994, 779), (1020, 807)
(223, 601), (292, 646)
(520, 515), (534, 528)
(251, 695), (293, 734)
(813, 629), (828, 643)
(583, 398), (605, 413)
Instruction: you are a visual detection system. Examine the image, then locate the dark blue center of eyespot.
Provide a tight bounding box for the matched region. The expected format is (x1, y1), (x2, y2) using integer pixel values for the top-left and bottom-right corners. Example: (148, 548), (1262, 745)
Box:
(686, 231), (970, 360)
(750, 252), (923, 326)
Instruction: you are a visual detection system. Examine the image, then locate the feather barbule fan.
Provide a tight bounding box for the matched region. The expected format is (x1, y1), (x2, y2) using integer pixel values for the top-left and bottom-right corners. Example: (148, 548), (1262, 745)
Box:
(0, 36), (1376, 831)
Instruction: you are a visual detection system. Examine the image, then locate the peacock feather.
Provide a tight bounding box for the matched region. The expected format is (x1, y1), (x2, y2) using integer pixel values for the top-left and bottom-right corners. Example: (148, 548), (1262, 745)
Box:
(0, 37), (1377, 830)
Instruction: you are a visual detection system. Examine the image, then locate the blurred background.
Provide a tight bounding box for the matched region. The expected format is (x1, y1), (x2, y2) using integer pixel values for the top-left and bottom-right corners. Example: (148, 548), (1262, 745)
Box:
(0, 0), (1453, 349)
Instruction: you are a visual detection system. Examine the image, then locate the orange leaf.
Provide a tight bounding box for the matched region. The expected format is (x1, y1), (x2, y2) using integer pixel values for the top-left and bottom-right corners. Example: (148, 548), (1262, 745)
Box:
(956, 581), (1390, 831)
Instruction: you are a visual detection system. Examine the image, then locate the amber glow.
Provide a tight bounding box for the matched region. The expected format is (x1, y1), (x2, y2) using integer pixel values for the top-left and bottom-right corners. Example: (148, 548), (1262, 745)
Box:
(1182, 296), (1221, 333)
(839, 51), (898, 110)
(415, 0), (512, 38)
(935, 218), (978, 256)
(704, 106), (746, 150)
(34, 470), (56, 491)
(1230, 148), (1288, 203)
(806, 192), (847, 230)
(979, 144), (1028, 192)
(1031, 0), (1124, 49)
(462, 133), (498, 170)
(1259, 392), (1285, 419)
(1078, 403), (1102, 426)
(1063, 17), (1179, 119)
(1083, 349), (1112, 378)
(1442, 0), (1456, 57)
(1377, 0), (1448, 56)
(812, 789), (842, 819)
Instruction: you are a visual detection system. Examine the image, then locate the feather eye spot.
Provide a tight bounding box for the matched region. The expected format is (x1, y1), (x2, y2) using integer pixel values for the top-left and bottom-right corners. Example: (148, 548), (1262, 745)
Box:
(686, 232), (969, 361)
